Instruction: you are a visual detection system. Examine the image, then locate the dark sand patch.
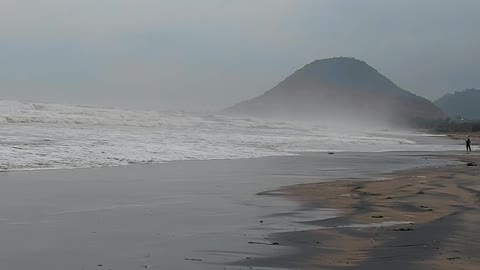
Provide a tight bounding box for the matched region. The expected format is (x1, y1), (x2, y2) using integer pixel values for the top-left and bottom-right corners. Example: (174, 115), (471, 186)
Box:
(246, 154), (480, 269)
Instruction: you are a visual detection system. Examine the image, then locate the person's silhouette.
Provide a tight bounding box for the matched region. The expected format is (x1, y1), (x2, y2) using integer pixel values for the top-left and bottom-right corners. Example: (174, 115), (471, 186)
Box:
(466, 137), (472, 152)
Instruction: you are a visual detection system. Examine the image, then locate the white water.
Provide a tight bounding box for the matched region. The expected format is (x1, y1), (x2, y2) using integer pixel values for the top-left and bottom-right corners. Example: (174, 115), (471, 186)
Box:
(0, 100), (456, 171)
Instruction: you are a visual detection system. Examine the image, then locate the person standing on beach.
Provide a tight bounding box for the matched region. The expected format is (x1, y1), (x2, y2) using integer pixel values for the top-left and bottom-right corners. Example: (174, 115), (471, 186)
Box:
(466, 137), (472, 152)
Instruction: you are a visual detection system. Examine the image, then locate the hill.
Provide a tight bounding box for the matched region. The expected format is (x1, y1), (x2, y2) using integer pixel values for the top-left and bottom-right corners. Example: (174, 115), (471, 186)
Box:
(434, 89), (480, 120)
(224, 57), (445, 126)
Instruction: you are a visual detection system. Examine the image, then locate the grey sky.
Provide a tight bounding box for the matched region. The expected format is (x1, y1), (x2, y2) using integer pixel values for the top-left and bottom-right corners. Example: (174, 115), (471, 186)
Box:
(1, 0), (479, 111)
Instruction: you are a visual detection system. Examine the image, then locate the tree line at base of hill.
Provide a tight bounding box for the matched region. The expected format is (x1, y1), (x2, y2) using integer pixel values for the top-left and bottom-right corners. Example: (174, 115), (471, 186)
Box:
(411, 117), (480, 133)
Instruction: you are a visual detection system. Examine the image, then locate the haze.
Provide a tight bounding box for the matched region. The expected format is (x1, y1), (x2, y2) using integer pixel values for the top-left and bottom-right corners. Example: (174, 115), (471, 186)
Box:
(1, 0), (479, 111)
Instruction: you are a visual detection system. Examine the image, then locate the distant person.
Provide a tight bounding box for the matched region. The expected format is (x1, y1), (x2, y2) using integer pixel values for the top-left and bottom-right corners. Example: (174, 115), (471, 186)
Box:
(466, 137), (472, 152)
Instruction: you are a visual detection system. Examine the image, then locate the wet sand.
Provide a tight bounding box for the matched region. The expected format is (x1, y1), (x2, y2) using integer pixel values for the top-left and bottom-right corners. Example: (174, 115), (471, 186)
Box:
(0, 152), (445, 270)
(447, 132), (480, 144)
(250, 153), (480, 269)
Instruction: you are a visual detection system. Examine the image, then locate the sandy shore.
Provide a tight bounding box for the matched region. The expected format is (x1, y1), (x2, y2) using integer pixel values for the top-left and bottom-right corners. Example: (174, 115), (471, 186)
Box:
(250, 153), (480, 270)
(3, 152), (443, 270)
(447, 132), (480, 144)
(0, 149), (472, 270)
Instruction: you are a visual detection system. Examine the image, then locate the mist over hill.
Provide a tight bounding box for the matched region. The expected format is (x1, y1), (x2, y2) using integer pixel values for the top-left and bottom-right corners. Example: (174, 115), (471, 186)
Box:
(434, 89), (480, 120)
(225, 57), (445, 127)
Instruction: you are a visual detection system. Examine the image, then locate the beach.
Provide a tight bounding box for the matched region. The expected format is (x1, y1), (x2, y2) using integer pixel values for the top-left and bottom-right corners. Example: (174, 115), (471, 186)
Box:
(249, 152), (480, 269)
(0, 150), (456, 270)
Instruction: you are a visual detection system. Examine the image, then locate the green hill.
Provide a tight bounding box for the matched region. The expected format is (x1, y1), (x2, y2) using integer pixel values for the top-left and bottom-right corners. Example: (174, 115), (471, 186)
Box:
(225, 57), (445, 126)
(434, 89), (480, 120)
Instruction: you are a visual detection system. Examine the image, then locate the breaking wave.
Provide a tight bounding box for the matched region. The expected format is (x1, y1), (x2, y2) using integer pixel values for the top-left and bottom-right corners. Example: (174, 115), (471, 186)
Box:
(0, 100), (455, 171)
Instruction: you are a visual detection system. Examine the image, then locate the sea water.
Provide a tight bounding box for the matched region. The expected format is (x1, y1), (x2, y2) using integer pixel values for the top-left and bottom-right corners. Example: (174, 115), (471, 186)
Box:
(0, 99), (458, 171)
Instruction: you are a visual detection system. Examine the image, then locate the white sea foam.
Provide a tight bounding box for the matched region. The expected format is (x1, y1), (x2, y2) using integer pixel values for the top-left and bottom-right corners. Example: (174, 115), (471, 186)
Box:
(0, 100), (457, 171)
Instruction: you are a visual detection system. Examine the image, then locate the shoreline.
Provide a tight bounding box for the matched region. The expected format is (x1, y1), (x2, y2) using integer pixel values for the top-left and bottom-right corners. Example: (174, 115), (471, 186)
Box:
(0, 150), (453, 270)
(247, 152), (480, 269)
(0, 128), (473, 270)
(0, 150), (451, 174)
(447, 132), (480, 143)
(3, 151), (439, 270)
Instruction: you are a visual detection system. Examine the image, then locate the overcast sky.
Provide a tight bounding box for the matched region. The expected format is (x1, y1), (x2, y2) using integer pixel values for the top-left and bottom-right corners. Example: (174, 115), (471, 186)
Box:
(1, 0), (479, 111)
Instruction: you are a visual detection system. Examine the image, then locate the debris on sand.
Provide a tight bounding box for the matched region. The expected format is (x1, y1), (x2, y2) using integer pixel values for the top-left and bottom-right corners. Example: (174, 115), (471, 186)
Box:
(184, 258), (203, 262)
(248, 241), (280, 246)
(393, 228), (414, 231)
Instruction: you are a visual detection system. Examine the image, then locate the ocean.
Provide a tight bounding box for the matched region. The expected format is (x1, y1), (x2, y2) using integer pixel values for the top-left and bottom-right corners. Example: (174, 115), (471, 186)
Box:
(0, 100), (458, 171)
